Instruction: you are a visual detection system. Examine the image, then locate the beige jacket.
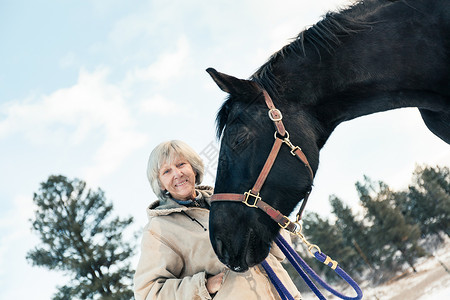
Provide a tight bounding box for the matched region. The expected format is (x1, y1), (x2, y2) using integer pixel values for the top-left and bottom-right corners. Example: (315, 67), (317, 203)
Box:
(134, 186), (301, 300)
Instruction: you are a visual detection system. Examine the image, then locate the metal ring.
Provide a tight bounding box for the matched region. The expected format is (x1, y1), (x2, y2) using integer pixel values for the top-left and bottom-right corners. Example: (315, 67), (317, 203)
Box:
(274, 130), (289, 140)
(308, 244), (321, 256)
(293, 222), (302, 234)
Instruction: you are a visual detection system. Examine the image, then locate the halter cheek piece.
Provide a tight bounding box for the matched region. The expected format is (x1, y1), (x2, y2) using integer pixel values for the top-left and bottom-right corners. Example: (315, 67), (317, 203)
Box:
(210, 89), (314, 233)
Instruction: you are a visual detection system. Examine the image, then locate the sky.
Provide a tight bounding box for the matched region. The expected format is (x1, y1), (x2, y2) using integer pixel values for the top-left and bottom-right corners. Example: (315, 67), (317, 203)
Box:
(0, 0), (449, 299)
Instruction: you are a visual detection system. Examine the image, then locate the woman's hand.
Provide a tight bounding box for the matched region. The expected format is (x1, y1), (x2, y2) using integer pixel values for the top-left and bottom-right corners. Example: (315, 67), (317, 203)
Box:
(206, 272), (225, 295)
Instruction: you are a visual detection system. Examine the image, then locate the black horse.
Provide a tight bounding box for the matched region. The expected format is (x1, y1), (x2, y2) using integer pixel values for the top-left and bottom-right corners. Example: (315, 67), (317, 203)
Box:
(207, 0), (449, 272)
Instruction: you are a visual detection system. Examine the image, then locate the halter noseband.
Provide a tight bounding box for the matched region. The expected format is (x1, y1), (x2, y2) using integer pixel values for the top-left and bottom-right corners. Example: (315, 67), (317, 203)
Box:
(210, 89), (314, 233)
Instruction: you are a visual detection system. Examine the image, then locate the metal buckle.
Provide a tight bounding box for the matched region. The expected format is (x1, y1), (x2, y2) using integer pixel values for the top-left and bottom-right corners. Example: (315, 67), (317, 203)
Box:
(243, 190), (261, 208)
(268, 109), (283, 121)
(278, 216), (291, 229)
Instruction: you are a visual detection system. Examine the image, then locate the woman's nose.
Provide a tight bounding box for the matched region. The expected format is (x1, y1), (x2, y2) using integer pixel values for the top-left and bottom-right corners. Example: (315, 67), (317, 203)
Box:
(173, 168), (183, 178)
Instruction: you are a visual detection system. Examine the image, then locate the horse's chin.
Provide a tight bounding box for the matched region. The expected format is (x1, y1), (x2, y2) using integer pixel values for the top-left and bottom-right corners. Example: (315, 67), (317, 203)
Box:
(220, 251), (269, 273)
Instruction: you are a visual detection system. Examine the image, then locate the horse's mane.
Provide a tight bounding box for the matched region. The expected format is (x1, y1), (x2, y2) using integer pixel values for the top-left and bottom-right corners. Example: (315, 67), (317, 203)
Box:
(251, 0), (395, 95)
(216, 0), (402, 139)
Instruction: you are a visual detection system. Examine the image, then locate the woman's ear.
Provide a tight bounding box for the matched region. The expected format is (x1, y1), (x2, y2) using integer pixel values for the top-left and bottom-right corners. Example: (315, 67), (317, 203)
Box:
(158, 179), (167, 192)
(195, 171), (201, 185)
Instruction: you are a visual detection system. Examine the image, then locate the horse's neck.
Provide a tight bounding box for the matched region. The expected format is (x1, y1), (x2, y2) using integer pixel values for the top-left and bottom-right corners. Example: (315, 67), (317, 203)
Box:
(282, 61), (448, 149)
(312, 88), (445, 130)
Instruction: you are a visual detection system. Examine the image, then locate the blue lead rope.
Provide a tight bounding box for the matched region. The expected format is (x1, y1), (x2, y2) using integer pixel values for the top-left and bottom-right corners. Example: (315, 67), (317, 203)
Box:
(261, 260), (295, 300)
(263, 234), (363, 300)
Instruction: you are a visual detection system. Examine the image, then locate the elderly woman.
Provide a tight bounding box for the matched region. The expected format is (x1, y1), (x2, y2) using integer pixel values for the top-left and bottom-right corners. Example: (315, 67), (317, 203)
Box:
(134, 140), (301, 300)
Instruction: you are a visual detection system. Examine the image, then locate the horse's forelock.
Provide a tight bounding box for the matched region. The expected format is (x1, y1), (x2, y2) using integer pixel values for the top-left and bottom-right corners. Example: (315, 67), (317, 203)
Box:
(216, 96), (232, 140)
(215, 90), (266, 140)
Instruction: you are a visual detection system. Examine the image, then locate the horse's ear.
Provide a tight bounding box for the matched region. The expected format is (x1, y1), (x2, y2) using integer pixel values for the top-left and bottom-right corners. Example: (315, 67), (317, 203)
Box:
(206, 68), (251, 95)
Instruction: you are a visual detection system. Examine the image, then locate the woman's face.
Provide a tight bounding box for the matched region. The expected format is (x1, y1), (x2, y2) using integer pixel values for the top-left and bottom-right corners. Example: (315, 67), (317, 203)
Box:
(159, 156), (197, 200)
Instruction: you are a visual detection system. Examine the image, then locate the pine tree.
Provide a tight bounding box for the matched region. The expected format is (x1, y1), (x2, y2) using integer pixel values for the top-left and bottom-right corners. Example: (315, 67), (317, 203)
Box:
(27, 175), (135, 300)
(329, 196), (374, 271)
(402, 165), (450, 238)
(356, 177), (425, 274)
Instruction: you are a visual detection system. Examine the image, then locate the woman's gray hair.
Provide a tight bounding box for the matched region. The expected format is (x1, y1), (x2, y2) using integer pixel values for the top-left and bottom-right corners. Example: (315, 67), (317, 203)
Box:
(147, 140), (204, 199)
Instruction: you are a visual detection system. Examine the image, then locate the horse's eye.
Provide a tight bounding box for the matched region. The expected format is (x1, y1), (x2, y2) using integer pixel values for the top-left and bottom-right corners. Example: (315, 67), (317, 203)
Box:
(230, 132), (249, 150)
(234, 135), (245, 146)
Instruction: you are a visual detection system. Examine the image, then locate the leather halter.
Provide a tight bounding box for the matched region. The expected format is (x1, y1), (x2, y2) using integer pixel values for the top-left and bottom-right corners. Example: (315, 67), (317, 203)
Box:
(211, 89), (314, 233)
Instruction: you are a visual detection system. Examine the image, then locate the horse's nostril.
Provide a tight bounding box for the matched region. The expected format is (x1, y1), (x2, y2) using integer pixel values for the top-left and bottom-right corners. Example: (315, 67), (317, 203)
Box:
(215, 238), (230, 265)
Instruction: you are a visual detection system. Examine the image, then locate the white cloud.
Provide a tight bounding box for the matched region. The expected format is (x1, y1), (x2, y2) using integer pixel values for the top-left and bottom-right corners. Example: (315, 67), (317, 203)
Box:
(139, 94), (180, 116)
(0, 68), (147, 182)
(0, 195), (33, 232)
(123, 36), (190, 86)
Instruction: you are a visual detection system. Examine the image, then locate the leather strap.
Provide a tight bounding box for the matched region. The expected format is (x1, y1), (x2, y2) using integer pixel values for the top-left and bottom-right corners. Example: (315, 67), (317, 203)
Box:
(292, 147), (314, 181)
(252, 138), (283, 194)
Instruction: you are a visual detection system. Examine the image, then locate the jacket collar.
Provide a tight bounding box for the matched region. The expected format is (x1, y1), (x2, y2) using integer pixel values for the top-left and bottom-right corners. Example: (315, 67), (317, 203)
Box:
(146, 185), (213, 218)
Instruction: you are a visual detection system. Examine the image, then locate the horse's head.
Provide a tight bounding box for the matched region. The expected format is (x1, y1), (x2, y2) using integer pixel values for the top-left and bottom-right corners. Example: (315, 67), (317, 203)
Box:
(207, 68), (318, 272)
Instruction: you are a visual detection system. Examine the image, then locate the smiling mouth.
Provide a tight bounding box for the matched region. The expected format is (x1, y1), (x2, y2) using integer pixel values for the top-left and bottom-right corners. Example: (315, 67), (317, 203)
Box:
(175, 179), (188, 187)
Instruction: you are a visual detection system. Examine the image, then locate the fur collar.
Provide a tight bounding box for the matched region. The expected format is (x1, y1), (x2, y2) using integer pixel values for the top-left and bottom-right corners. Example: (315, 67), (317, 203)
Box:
(146, 185), (213, 217)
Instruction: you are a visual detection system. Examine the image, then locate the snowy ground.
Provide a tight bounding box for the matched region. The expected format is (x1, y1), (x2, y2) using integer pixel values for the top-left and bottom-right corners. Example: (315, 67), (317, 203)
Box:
(301, 238), (450, 300)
